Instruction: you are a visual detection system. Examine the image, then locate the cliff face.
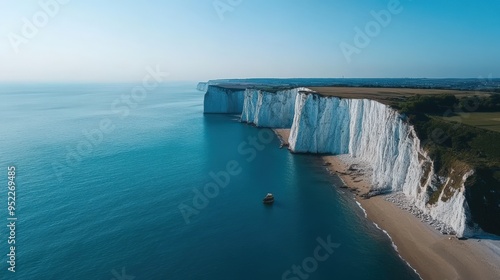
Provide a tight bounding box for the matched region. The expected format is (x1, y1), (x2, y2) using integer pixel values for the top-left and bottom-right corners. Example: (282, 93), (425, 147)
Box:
(203, 85), (245, 114)
(288, 92), (478, 237)
(202, 85), (484, 237)
(289, 93), (425, 194)
(241, 88), (311, 128)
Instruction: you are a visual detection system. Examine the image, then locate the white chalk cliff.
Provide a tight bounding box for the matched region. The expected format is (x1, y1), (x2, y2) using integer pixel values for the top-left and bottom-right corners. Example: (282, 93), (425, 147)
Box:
(288, 91), (477, 237)
(203, 86), (479, 237)
(203, 85), (245, 114)
(241, 88), (312, 128)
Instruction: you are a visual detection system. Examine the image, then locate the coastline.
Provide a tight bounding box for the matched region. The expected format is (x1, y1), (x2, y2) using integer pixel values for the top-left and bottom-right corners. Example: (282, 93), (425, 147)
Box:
(273, 129), (500, 280)
(273, 128), (290, 147)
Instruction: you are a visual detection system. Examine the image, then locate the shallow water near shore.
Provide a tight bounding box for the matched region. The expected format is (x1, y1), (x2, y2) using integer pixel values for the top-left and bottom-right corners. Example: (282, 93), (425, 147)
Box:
(0, 83), (419, 279)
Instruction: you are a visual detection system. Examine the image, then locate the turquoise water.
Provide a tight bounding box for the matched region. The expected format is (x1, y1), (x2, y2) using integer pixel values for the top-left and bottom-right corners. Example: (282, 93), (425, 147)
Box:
(0, 83), (419, 279)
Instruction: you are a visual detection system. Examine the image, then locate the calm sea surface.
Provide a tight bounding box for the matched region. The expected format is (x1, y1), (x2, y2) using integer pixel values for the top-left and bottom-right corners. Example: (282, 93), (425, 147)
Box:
(0, 83), (419, 279)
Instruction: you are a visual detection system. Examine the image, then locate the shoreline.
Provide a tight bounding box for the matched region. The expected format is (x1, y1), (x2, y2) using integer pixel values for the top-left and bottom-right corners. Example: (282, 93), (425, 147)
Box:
(273, 128), (290, 147)
(273, 129), (500, 280)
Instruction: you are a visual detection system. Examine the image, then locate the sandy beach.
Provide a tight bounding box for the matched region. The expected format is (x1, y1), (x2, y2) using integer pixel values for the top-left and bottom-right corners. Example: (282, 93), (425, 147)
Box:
(273, 129), (290, 147)
(274, 129), (500, 280)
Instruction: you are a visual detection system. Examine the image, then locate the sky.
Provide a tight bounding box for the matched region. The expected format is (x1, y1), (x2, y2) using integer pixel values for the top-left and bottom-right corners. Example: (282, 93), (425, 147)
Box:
(1, 0), (499, 82)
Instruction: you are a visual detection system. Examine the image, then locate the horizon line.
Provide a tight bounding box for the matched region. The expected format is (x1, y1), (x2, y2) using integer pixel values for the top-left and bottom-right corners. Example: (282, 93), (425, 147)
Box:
(1, 77), (500, 84)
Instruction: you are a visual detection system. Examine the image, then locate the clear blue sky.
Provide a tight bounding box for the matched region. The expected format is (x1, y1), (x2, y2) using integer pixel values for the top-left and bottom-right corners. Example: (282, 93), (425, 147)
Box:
(1, 0), (499, 82)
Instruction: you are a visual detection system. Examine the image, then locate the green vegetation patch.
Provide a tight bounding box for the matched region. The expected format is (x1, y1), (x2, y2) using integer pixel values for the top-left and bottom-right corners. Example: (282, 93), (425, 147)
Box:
(440, 112), (500, 133)
(398, 94), (458, 114)
(396, 94), (500, 166)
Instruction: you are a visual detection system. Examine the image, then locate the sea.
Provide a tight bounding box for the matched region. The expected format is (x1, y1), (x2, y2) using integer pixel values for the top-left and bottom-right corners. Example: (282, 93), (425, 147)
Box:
(0, 82), (420, 279)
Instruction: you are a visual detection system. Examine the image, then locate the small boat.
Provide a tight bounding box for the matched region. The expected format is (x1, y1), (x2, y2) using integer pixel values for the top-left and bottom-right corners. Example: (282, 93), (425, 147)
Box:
(263, 193), (274, 204)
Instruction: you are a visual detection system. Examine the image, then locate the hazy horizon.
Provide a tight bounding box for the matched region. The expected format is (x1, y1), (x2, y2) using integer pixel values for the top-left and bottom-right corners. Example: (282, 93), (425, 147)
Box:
(1, 0), (500, 82)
